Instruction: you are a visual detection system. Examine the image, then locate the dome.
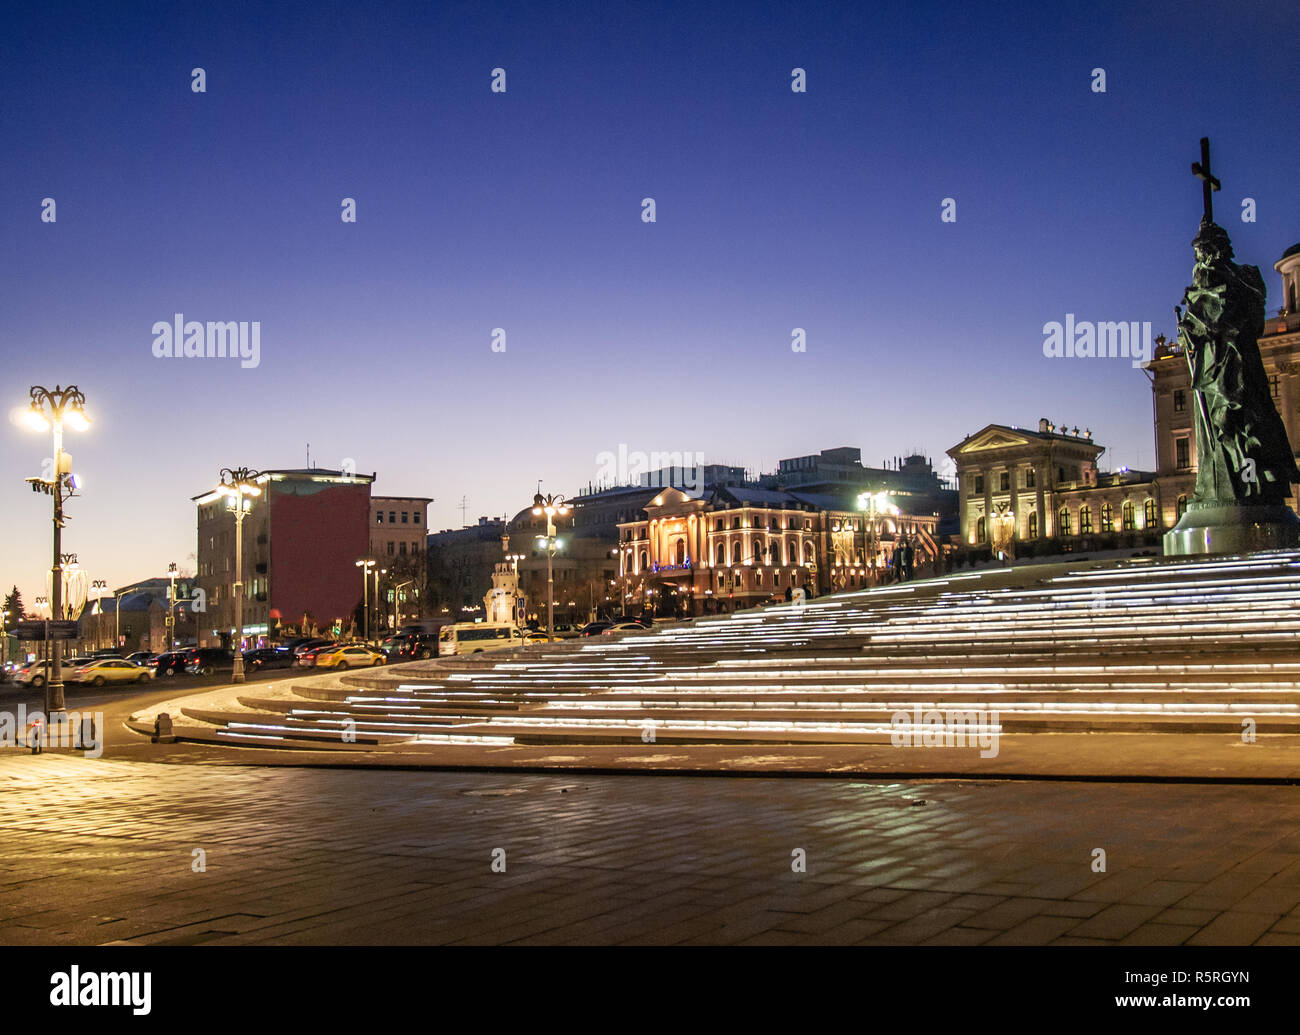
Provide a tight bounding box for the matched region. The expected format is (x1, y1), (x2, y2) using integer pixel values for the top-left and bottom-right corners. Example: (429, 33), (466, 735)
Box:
(1282, 242), (1300, 260)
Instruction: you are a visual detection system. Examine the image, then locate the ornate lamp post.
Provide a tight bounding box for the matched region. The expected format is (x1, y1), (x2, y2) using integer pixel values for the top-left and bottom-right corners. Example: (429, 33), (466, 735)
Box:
(355, 559), (376, 640)
(21, 384), (90, 716)
(531, 492), (569, 641)
(91, 579), (107, 650)
(217, 468), (262, 683)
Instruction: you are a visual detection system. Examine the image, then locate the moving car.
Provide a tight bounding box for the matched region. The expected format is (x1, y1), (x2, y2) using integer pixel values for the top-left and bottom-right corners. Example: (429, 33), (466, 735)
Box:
(295, 643), (340, 668)
(378, 632), (438, 661)
(152, 651), (190, 677)
(69, 658), (154, 686)
(438, 622), (526, 656)
(312, 645), (385, 670)
(126, 651), (157, 666)
(243, 647), (296, 671)
(184, 647), (235, 676)
(15, 660), (51, 687)
(578, 621), (613, 637)
(602, 621), (653, 636)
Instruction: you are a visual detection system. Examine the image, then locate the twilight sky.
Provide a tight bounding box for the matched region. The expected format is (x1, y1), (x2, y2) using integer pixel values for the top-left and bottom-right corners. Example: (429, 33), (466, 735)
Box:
(2, 0), (1297, 601)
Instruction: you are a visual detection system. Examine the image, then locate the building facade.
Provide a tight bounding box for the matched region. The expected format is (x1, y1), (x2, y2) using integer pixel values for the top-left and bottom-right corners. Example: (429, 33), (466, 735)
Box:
(616, 484), (941, 615)
(194, 468), (375, 647)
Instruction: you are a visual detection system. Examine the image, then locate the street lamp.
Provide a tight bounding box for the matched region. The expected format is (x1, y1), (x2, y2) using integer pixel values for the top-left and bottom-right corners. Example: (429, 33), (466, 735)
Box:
(374, 566), (386, 638)
(530, 492), (569, 641)
(91, 579), (107, 650)
(21, 384), (90, 717)
(356, 559), (376, 641)
(217, 467), (262, 683)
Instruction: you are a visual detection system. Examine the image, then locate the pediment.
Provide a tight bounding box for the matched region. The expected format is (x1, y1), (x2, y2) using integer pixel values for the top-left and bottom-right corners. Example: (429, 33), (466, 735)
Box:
(955, 427), (1033, 454)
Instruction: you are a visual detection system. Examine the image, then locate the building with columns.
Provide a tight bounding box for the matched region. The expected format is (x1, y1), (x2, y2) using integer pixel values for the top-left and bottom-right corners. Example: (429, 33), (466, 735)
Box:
(616, 484), (941, 615)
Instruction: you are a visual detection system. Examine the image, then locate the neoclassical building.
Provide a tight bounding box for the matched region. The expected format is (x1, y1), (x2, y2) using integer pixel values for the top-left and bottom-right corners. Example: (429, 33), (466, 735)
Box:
(616, 485), (940, 614)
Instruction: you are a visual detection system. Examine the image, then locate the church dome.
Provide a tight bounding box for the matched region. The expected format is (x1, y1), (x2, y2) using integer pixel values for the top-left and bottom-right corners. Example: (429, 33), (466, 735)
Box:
(1282, 242), (1300, 260)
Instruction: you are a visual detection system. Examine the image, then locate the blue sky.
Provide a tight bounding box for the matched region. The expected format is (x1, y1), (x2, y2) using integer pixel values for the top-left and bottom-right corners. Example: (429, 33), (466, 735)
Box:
(2, 0), (1297, 598)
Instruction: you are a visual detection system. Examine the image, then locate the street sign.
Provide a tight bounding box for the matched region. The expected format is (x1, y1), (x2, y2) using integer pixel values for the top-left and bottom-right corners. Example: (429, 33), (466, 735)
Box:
(13, 620), (80, 641)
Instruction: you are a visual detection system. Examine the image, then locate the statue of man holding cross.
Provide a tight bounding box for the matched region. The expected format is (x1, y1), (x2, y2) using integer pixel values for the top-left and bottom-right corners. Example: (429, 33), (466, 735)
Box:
(1174, 138), (1299, 507)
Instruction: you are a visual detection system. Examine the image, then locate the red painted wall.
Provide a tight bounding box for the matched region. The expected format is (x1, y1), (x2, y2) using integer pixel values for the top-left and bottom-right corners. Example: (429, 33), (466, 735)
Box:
(268, 480), (370, 630)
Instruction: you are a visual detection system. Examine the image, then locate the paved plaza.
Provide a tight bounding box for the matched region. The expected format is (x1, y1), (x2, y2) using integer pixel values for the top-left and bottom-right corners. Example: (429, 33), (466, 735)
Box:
(2, 753), (1300, 945)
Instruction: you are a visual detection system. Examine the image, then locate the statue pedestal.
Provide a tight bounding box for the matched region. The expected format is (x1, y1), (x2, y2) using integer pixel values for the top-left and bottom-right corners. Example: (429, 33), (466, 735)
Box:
(1163, 502), (1300, 556)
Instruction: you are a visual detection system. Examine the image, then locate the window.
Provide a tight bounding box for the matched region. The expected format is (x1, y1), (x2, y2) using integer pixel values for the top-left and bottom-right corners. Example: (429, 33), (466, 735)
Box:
(976, 516), (986, 542)
(1144, 498), (1158, 528)
(388, 511), (396, 523)
(1121, 500), (1135, 531)
(999, 472), (1009, 491)
(414, 512), (421, 524)
(401, 512), (409, 523)
(1058, 507), (1072, 535)
(974, 475), (985, 494)
(1080, 506), (1092, 534)
(1177, 494), (1189, 518)
(1027, 511), (1039, 538)
(1175, 437), (1191, 470)
(376, 512), (384, 524)
(1101, 502), (1114, 532)
(1173, 389), (1186, 412)
(733, 542), (742, 564)
(1025, 468), (1036, 489)
(386, 542), (394, 555)
(716, 543), (726, 565)
(1269, 374), (1280, 399)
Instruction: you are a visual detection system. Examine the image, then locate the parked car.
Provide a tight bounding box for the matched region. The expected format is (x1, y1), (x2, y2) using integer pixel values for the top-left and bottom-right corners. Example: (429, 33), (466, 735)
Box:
(378, 632), (438, 661)
(243, 647), (296, 671)
(126, 651), (156, 666)
(68, 658), (154, 686)
(184, 647), (235, 676)
(152, 651), (190, 677)
(313, 645), (385, 670)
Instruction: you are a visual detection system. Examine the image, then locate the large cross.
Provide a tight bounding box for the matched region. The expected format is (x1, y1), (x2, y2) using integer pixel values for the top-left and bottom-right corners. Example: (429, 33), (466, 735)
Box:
(1191, 136), (1220, 223)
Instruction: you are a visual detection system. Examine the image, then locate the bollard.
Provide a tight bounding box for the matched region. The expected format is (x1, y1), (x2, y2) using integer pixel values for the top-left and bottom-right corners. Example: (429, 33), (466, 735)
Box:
(152, 712), (175, 744)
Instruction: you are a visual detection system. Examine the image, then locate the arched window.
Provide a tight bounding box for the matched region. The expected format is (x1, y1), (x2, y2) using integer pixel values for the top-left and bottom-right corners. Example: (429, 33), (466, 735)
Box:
(1028, 511), (1039, 538)
(1058, 507), (1072, 536)
(1144, 498), (1158, 528)
(771, 541), (782, 565)
(976, 516), (987, 542)
(675, 539), (686, 565)
(639, 550), (648, 571)
(1080, 506), (1092, 534)
(1101, 502), (1114, 532)
(733, 542), (742, 564)
(1177, 494), (1189, 518)
(804, 540), (815, 564)
(752, 538), (765, 564)
(1121, 500), (1135, 531)
(715, 542), (726, 566)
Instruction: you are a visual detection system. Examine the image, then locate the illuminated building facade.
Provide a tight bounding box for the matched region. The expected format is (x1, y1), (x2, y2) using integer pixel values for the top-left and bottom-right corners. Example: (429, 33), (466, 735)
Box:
(616, 485), (941, 614)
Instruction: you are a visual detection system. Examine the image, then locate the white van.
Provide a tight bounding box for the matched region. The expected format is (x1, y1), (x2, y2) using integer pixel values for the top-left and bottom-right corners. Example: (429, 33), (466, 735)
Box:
(438, 622), (526, 656)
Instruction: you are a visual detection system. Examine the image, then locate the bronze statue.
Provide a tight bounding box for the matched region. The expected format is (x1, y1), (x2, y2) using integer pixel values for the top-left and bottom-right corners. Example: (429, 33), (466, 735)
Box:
(1176, 219), (1299, 505)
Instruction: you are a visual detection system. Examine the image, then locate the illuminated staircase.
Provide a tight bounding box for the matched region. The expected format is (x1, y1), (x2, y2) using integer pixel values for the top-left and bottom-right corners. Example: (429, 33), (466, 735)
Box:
(167, 551), (1300, 749)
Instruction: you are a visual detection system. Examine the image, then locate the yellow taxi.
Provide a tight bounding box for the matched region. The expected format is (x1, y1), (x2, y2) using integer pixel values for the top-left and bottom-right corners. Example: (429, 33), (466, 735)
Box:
(312, 645), (386, 670)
